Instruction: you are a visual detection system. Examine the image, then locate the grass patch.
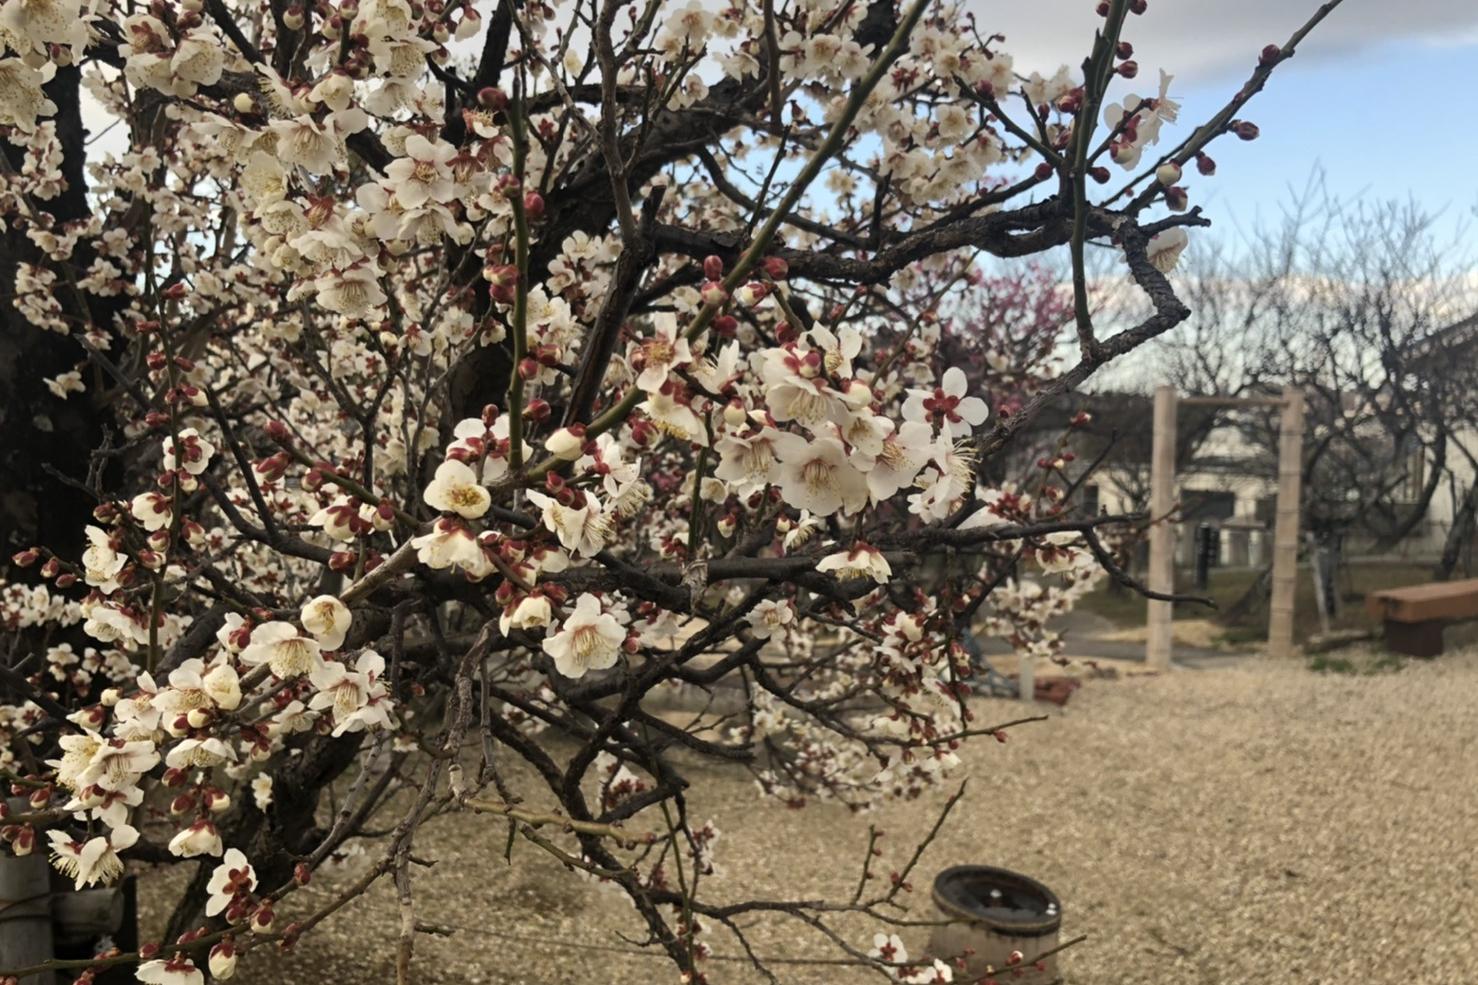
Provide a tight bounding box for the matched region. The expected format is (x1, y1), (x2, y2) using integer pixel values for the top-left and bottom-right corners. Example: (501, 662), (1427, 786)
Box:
(1080, 561), (1435, 643)
(1308, 649), (1406, 676)
(1308, 654), (1358, 675)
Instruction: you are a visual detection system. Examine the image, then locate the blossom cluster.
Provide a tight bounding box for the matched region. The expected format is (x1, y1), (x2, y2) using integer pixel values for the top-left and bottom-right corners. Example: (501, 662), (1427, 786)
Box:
(0, 0), (1305, 977)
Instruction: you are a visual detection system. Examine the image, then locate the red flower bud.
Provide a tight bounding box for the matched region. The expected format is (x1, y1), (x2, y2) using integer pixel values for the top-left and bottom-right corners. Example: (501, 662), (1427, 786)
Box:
(477, 86), (508, 110)
(1232, 119), (1259, 141)
(1259, 44), (1282, 66)
(703, 255), (724, 280)
(1116, 60), (1138, 79)
(762, 256), (789, 280)
(522, 191), (544, 218)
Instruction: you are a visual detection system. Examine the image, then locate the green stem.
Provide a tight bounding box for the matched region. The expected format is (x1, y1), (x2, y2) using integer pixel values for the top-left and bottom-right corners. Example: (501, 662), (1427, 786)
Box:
(505, 87), (532, 470)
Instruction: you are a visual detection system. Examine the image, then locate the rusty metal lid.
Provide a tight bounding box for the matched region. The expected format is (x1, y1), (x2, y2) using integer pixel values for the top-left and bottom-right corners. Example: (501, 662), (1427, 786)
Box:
(932, 865), (1062, 937)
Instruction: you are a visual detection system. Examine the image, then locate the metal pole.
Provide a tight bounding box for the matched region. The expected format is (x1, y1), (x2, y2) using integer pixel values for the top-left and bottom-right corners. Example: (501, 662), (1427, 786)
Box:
(1146, 386), (1177, 670)
(1268, 386), (1305, 658)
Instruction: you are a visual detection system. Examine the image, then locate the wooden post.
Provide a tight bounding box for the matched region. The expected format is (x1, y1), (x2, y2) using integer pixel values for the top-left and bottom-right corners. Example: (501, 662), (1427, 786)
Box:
(1268, 386), (1305, 658)
(0, 799), (56, 985)
(1146, 386), (1177, 669)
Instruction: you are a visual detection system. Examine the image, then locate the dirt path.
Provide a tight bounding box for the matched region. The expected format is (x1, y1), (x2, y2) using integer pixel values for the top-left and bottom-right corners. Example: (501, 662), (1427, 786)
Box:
(149, 648), (1478, 984)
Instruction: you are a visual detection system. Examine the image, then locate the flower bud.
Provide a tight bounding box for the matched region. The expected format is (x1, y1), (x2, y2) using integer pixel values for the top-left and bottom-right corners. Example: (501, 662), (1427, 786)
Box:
(232, 92), (255, 114)
(1165, 185), (1188, 211)
(1259, 43), (1282, 66)
(1232, 120), (1259, 141)
(700, 280), (728, 306)
(735, 282), (767, 306)
(251, 903), (275, 934)
(702, 255), (724, 280)
(1155, 162), (1181, 186)
(1116, 60), (1138, 79)
(523, 191), (544, 218)
(543, 426), (586, 461)
(209, 941), (238, 980)
(762, 256), (788, 280)
(1195, 152), (1217, 176)
(477, 86), (508, 110)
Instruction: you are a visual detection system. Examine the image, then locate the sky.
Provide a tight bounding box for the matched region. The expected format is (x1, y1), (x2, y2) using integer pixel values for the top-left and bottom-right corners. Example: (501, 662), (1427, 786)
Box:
(979, 0), (1478, 247)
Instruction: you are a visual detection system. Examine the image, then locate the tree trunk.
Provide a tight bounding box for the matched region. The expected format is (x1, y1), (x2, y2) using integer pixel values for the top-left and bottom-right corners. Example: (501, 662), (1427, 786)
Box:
(1435, 483), (1478, 582)
(0, 66), (126, 569)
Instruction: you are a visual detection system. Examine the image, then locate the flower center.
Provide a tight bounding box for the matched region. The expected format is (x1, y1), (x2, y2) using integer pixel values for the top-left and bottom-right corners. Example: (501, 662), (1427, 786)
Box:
(801, 459), (833, 493)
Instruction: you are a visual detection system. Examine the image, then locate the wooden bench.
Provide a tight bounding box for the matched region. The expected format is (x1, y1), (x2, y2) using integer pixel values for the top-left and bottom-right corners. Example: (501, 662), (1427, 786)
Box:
(1365, 578), (1478, 657)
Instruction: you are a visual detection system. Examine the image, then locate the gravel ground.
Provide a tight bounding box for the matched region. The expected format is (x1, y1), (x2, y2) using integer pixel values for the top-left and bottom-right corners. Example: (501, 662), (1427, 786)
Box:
(143, 646), (1478, 984)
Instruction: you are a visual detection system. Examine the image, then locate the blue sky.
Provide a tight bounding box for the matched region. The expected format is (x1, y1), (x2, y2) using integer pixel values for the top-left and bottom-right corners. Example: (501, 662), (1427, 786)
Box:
(980, 0), (1478, 248)
(1158, 38), (1478, 246)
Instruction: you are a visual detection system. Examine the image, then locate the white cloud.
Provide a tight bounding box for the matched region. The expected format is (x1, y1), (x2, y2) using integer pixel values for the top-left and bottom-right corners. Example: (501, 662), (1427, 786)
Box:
(972, 0), (1478, 83)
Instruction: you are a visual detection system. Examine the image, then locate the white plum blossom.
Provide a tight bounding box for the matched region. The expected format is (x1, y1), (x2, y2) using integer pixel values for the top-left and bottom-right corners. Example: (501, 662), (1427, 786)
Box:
(137, 956), (205, 985)
(747, 599), (795, 639)
(1147, 226), (1189, 272)
(423, 459), (491, 518)
(631, 312), (693, 393)
(162, 428), (215, 476)
(817, 544), (893, 584)
(168, 819), (224, 858)
(47, 825), (138, 889)
(205, 848), (257, 916)
(301, 595), (353, 651)
(240, 622), (324, 678)
(542, 594), (625, 679)
(902, 367), (989, 439)
(773, 434), (869, 517)
(526, 490), (612, 558)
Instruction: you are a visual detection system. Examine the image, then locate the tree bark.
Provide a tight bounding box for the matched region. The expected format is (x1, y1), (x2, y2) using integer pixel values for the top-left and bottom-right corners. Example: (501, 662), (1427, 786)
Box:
(1435, 482), (1478, 581)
